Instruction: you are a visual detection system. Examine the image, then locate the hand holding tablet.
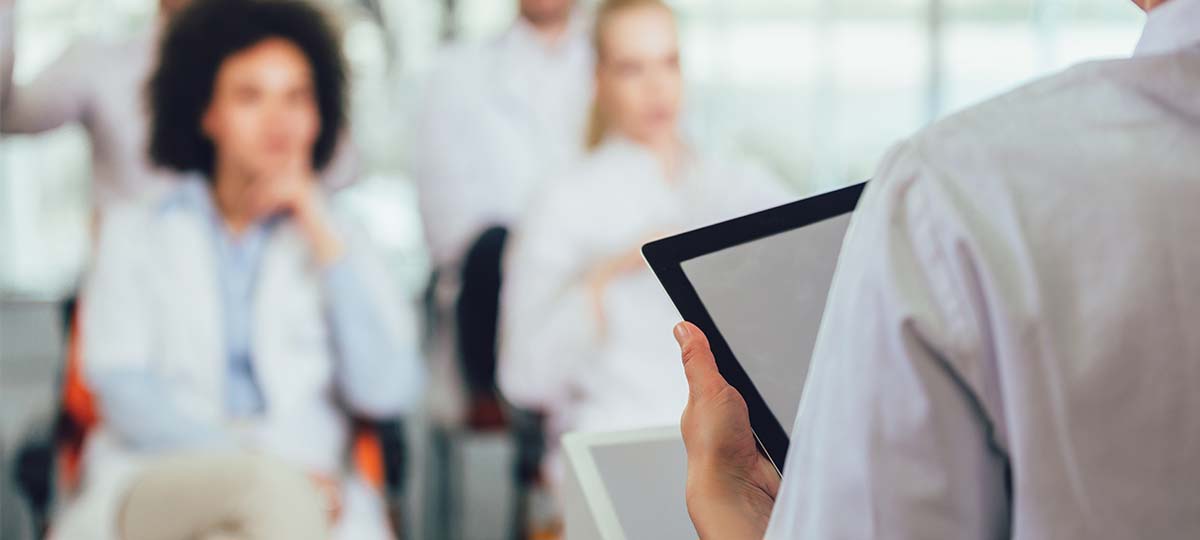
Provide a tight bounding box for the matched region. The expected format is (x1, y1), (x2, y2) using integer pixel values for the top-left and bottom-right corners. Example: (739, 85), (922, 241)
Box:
(643, 182), (866, 473)
(674, 321), (781, 539)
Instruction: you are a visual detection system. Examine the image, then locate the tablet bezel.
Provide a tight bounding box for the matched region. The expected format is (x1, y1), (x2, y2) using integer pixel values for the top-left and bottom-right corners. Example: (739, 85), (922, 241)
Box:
(641, 181), (866, 474)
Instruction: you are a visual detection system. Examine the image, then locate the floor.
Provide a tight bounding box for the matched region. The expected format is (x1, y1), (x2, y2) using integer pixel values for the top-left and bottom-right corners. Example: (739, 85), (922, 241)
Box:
(1, 300), (61, 540)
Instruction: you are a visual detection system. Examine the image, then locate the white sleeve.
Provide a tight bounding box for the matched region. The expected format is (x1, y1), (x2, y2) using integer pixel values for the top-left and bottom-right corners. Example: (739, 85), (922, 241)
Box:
(1, 16), (93, 134)
(82, 207), (235, 449)
(765, 142), (1011, 539)
(80, 207), (155, 379)
(411, 58), (494, 267)
(497, 191), (601, 412)
(320, 209), (427, 417)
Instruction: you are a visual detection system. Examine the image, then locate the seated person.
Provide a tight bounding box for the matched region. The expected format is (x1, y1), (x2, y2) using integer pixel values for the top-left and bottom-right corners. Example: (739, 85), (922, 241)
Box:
(498, 0), (790, 494)
(53, 1), (425, 539)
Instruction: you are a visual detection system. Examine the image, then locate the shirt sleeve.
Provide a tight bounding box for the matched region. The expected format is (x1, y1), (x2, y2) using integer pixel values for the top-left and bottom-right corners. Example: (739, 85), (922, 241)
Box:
(411, 54), (510, 267)
(765, 141), (1011, 539)
(88, 370), (231, 451)
(497, 189), (601, 412)
(82, 208), (230, 451)
(323, 220), (426, 419)
(1, 7), (92, 134)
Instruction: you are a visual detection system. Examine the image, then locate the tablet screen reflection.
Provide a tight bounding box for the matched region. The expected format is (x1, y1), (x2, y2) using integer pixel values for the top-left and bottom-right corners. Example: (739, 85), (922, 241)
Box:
(680, 213), (853, 436)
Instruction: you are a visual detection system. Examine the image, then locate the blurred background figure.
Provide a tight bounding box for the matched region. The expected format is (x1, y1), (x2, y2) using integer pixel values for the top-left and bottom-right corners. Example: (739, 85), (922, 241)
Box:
(498, 0), (790, 521)
(413, 0), (592, 428)
(412, 1), (592, 537)
(49, 1), (424, 539)
(0, 0), (187, 220)
(0, 0), (359, 230)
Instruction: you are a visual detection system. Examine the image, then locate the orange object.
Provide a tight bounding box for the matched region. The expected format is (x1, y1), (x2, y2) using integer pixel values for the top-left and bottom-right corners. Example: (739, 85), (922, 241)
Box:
(354, 428), (386, 490)
(59, 311), (94, 490)
(63, 312), (98, 430)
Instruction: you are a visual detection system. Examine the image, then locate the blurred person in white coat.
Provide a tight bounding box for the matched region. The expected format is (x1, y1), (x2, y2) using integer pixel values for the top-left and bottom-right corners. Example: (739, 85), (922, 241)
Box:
(52, 2), (424, 539)
(0, 0), (358, 222)
(499, 0), (792, 490)
(412, 0), (594, 428)
(414, 0), (592, 270)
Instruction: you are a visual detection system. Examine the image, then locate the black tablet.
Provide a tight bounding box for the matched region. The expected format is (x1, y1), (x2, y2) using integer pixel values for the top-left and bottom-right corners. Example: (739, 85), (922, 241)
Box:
(642, 181), (866, 474)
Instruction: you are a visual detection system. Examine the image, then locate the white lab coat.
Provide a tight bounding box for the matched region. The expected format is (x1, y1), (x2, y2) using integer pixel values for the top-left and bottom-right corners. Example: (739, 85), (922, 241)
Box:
(499, 137), (792, 485)
(413, 16), (594, 269)
(54, 180), (421, 540)
(766, 3), (1200, 538)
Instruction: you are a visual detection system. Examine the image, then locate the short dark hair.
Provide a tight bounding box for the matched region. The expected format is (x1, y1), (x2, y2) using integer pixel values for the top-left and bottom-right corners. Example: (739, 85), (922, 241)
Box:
(147, 0), (347, 176)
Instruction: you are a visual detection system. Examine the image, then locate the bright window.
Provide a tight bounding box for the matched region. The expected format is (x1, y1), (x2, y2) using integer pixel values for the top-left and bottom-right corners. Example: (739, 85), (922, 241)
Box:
(0, 0), (1145, 296)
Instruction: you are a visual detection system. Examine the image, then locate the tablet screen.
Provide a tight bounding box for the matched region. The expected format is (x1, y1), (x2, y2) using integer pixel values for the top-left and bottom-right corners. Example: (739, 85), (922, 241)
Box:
(679, 213), (852, 436)
(591, 436), (695, 537)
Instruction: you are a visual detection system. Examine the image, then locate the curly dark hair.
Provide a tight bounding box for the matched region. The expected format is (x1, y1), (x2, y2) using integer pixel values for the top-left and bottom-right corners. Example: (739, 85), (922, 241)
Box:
(147, 0), (347, 177)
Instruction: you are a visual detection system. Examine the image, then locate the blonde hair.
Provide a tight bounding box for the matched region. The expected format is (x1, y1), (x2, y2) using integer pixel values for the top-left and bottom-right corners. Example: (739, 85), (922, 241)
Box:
(584, 0), (673, 150)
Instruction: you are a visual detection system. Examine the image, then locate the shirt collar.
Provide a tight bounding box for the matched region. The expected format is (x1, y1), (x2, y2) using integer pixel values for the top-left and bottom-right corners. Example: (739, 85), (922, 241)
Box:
(1134, 0), (1200, 56)
(158, 174), (281, 237)
(597, 134), (698, 188)
(505, 10), (590, 56)
(158, 173), (213, 215)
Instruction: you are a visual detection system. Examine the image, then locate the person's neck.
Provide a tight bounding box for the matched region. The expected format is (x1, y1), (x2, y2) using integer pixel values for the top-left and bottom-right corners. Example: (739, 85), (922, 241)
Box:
(211, 161), (256, 235)
(522, 14), (571, 47)
(645, 134), (685, 185)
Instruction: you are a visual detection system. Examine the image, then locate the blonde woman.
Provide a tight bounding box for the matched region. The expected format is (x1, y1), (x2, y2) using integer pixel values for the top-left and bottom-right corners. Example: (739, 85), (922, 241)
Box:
(499, 0), (791, 489)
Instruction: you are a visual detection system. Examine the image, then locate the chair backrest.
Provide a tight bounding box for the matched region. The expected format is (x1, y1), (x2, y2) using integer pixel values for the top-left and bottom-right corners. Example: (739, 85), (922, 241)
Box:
(59, 313), (94, 489)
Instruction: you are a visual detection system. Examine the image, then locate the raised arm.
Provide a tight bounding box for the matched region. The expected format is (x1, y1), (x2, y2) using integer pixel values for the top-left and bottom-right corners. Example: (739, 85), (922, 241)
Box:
(1, 0), (93, 134)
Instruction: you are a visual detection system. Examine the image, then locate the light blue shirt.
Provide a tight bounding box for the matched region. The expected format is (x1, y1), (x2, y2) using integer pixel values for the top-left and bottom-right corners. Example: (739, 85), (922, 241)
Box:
(91, 180), (412, 450)
(209, 202), (275, 418)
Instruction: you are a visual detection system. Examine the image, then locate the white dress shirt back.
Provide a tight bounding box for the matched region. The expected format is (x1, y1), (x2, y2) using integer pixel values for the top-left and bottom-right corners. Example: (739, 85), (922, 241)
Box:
(767, 2), (1200, 538)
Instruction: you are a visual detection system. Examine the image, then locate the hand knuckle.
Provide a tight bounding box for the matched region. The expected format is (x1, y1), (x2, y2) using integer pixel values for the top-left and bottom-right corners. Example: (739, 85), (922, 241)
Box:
(680, 342), (707, 363)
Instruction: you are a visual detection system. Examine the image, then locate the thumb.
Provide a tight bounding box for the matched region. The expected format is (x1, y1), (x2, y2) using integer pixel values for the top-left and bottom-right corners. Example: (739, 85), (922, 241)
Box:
(674, 321), (726, 399)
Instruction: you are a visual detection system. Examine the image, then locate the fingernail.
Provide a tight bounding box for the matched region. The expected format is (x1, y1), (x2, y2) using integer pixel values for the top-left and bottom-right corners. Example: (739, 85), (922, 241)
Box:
(673, 322), (690, 345)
